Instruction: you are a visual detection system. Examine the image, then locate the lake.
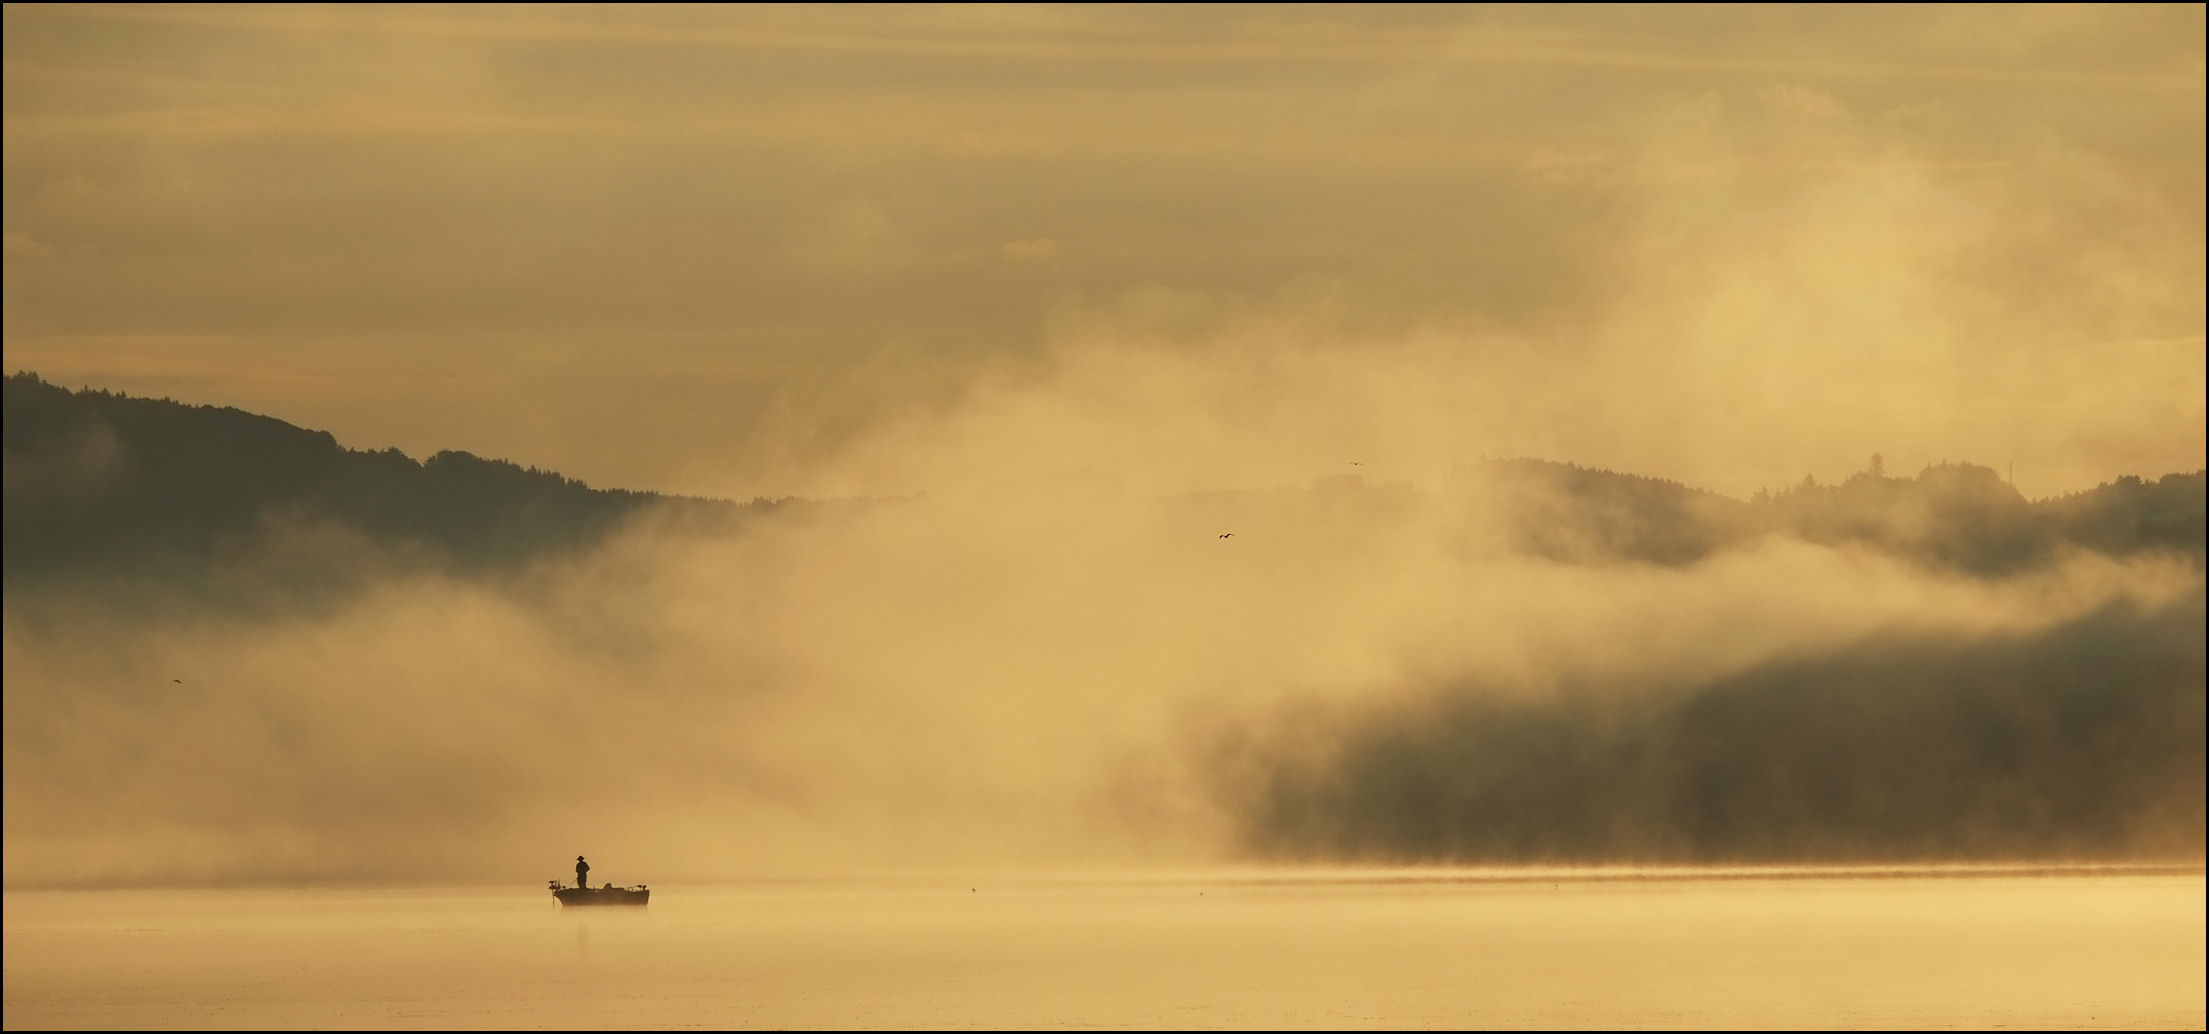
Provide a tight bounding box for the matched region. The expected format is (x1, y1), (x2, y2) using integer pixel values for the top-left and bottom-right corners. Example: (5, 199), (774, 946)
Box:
(6, 866), (2202, 1029)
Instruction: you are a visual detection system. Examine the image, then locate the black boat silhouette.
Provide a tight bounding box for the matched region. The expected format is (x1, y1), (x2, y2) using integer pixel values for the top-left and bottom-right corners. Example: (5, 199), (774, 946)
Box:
(550, 880), (649, 906)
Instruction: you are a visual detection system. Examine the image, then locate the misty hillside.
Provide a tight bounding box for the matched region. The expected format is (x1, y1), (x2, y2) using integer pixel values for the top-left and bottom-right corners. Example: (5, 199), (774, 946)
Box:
(1241, 589), (2205, 863)
(1474, 457), (2205, 574)
(4, 374), (2204, 879)
(8, 373), (2202, 607)
(2, 372), (758, 607)
(1472, 459), (1756, 565)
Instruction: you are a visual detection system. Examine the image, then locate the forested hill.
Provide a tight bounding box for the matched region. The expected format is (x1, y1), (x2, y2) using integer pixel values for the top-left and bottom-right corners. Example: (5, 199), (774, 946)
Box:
(1473, 457), (2205, 574)
(7, 372), (2202, 610)
(2, 372), (750, 602)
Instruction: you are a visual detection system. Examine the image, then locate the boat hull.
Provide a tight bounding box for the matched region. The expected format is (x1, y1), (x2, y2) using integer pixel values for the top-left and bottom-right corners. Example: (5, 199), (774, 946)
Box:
(553, 886), (649, 906)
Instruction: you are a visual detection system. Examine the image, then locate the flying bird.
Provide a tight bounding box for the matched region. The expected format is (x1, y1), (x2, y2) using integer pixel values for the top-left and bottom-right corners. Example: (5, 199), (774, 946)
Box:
(1218, 533), (1233, 539)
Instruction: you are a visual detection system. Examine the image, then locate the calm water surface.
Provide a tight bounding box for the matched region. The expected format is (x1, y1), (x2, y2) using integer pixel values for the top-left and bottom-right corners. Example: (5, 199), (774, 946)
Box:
(5, 868), (2202, 1029)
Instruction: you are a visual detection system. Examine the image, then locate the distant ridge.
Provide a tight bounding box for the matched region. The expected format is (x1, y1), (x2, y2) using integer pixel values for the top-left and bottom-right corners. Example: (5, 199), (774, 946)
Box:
(1466, 455), (2204, 574)
(2, 372), (756, 608)
(5, 373), (2202, 610)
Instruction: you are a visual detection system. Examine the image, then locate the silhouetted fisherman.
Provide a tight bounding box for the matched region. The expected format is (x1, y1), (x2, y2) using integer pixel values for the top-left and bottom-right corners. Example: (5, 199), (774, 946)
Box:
(576, 855), (590, 889)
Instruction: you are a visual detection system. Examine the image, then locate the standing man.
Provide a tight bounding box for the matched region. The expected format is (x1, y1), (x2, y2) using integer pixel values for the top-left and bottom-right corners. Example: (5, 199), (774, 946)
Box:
(576, 855), (590, 890)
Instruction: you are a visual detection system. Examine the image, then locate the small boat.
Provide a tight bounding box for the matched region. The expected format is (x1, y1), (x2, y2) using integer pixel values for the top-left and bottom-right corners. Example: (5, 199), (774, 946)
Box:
(550, 880), (650, 906)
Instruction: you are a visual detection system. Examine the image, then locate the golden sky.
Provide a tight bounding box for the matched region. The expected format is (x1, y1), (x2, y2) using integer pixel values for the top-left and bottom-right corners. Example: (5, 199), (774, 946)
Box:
(4, 4), (2203, 499)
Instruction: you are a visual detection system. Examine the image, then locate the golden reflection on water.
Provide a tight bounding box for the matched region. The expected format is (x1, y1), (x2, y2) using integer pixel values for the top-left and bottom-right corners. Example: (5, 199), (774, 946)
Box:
(6, 867), (2203, 1029)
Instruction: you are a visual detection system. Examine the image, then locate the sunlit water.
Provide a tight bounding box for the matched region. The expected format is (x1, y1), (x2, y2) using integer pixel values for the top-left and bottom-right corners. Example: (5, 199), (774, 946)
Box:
(6, 867), (2202, 1029)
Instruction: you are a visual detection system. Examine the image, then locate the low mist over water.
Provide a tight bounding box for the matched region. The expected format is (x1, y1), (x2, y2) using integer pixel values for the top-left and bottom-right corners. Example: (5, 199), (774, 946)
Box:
(6, 871), (2203, 1029)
